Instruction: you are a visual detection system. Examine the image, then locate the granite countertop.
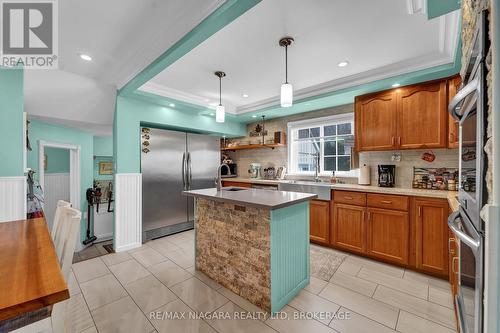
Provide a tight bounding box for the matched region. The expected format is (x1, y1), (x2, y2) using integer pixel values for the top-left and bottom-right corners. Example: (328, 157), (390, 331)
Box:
(223, 177), (460, 211)
(182, 187), (317, 209)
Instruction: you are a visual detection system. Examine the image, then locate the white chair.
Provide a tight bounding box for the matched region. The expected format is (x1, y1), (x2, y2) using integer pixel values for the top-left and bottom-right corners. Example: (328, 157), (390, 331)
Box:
(50, 200), (71, 250)
(13, 206), (81, 333)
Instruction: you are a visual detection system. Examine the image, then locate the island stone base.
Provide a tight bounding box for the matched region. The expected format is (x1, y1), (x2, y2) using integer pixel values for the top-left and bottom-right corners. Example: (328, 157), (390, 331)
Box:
(195, 198), (272, 311)
(195, 197), (310, 313)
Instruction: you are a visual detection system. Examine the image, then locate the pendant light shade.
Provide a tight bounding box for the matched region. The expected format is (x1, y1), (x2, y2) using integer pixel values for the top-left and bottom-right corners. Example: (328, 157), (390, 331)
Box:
(279, 37), (294, 108)
(215, 105), (225, 123)
(280, 83), (293, 108)
(214, 71), (226, 123)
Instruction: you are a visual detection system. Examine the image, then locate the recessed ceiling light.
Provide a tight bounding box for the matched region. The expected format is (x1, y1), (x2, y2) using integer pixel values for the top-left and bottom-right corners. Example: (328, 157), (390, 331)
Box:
(168, 103), (175, 107)
(209, 102), (218, 107)
(80, 54), (92, 61)
(252, 115), (257, 118)
(337, 61), (349, 67)
(242, 94), (249, 98)
(392, 83), (401, 87)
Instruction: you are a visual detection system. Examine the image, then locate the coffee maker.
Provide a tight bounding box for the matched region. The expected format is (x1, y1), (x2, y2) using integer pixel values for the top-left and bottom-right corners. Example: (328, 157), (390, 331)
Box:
(378, 165), (395, 187)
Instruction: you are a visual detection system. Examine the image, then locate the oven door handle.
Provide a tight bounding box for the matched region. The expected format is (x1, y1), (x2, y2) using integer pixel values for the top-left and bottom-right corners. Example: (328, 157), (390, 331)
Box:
(448, 211), (480, 251)
(448, 77), (479, 120)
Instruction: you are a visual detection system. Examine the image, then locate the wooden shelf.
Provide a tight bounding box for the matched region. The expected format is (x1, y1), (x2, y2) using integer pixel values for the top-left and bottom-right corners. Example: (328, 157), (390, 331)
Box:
(221, 143), (286, 151)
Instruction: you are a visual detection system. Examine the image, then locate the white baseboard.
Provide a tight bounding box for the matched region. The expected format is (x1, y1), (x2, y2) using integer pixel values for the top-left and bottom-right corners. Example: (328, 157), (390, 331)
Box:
(114, 173), (142, 252)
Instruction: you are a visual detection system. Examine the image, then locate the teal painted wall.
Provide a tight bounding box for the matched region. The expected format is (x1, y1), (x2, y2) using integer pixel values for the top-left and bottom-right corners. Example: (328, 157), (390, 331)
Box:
(94, 156), (113, 181)
(93, 136), (113, 157)
(114, 95), (246, 174)
(27, 119), (94, 242)
(427, 0), (461, 20)
(0, 67), (24, 177)
(45, 147), (70, 174)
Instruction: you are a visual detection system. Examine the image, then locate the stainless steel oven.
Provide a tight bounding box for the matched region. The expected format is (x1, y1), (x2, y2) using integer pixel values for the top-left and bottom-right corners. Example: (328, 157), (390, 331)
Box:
(449, 209), (483, 333)
(447, 9), (488, 333)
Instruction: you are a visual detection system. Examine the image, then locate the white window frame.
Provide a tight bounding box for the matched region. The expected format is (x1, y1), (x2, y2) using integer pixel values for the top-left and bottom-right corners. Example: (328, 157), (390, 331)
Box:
(287, 114), (358, 177)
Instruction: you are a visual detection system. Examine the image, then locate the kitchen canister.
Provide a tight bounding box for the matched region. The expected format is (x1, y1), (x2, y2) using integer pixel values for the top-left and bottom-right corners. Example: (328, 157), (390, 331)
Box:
(358, 164), (371, 185)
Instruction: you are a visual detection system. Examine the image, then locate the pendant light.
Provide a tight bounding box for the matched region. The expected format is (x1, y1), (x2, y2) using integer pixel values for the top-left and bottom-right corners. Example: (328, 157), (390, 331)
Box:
(279, 37), (294, 108)
(214, 71), (226, 123)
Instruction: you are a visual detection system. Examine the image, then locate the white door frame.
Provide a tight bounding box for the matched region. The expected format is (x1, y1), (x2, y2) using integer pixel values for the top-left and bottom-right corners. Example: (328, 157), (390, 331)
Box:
(38, 140), (82, 250)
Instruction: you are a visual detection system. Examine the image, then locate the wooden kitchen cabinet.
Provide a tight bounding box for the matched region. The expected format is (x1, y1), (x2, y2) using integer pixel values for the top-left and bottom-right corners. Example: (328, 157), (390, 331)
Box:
(449, 230), (459, 295)
(398, 81), (448, 149)
(355, 91), (398, 151)
(309, 200), (330, 245)
(221, 181), (252, 188)
(447, 76), (461, 148)
(414, 197), (450, 277)
(331, 202), (366, 254)
(355, 78), (450, 152)
(366, 207), (409, 265)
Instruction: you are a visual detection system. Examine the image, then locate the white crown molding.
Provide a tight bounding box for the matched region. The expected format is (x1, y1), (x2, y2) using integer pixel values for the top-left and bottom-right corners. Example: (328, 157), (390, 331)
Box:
(140, 9), (461, 116)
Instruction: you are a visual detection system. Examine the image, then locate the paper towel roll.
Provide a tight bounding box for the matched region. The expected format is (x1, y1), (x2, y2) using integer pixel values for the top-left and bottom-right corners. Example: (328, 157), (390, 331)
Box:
(359, 164), (370, 185)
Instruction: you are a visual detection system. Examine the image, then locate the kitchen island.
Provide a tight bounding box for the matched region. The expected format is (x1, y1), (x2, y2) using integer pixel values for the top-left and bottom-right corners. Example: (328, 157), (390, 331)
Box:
(183, 187), (317, 313)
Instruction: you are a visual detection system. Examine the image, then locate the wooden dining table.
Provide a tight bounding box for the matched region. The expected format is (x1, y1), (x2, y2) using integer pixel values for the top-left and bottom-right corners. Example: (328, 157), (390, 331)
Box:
(0, 217), (69, 330)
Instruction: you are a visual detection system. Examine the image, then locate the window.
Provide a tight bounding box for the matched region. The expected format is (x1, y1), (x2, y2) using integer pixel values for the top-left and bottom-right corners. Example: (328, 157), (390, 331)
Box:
(287, 114), (355, 175)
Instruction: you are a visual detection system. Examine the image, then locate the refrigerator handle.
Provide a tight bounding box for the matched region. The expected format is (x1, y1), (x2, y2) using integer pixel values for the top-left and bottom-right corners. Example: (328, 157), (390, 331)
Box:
(182, 152), (186, 190)
(187, 152), (192, 189)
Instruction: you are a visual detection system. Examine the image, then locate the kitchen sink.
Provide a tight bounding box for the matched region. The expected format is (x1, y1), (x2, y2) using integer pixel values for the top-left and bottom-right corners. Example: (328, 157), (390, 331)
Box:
(222, 187), (248, 192)
(278, 181), (331, 200)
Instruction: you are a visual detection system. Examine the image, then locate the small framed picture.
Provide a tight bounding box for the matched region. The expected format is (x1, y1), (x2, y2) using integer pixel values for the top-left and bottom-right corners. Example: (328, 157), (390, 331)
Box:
(99, 162), (113, 175)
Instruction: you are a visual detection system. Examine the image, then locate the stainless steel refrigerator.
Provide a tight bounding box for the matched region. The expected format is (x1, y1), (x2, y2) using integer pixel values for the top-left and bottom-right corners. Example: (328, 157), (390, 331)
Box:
(141, 127), (220, 242)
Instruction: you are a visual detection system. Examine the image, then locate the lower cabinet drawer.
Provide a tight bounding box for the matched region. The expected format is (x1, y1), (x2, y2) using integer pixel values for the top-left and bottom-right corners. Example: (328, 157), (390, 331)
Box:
(333, 190), (367, 206)
(367, 193), (409, 211)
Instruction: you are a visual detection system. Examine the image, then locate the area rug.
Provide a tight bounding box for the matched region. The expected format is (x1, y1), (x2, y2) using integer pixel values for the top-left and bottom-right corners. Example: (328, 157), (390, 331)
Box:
(310, 245), (346, 281)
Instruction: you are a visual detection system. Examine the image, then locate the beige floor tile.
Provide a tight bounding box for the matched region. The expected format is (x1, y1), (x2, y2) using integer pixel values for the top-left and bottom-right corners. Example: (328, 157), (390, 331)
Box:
(164, 248), (195, 268)
(402, 270), (451, 290)
(206, 302), (276, 333)
(147, 238), (181, 255)
(149, 298), (216, 333)
(336, 260), (362, 276)
(109, 259), (151, 285)
(319, 284), (399, 329)
(330, 271), (377, 297)
(125, 275), (178, 314)
(288, 289), (340, 325)
(329, 307), (397, 333)
(396, 311), (457, 333)
(67, 269), (81, 296)
(345, 255), (404, 278)
(217, 286), (268, 318)
(171, 277), (228, 313)
(358, 267), (429, 299)
(101, 251), (132, 266)
(91, 296), (154, 333)
(265, 305), (336, 333)
(373, 285), (456, 329)
(428, 285), (454, 309)
(149, 260), (192, 287)
(131, 247), (168, 267)
(80, 326), (98, 333)
(60, 293), (95, 333)
(304, 276), (328, 294)
(127, 244), (151, 254)
(80, 274), (128, 310)
(185, 266), (223, 290)
(72, 257), (110, 283)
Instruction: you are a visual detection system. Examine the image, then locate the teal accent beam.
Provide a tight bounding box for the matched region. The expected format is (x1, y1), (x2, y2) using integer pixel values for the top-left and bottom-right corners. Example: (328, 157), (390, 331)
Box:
(427, 0), (461, 20)
(270, 201), (310, 313)
(119, 0), (261, 95)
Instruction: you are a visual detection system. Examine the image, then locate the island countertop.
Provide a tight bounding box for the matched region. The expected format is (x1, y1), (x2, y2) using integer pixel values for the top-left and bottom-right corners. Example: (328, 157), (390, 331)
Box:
(183, 187), (318, 209)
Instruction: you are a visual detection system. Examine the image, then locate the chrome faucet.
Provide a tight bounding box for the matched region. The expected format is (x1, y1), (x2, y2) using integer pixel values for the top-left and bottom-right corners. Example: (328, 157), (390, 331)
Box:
(298, 151), (321, 182)
(215, 163), (230, 191)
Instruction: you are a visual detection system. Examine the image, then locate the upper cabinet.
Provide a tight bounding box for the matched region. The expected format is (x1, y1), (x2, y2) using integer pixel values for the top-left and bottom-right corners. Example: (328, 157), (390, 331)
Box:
(355, 92), (398, 151)
(447, 76), (461, 148)
(355, 78), (452, 152)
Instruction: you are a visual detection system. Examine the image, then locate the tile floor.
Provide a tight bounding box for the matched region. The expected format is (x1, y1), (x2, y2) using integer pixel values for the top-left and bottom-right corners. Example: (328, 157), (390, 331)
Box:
(60, 230), (457, 333)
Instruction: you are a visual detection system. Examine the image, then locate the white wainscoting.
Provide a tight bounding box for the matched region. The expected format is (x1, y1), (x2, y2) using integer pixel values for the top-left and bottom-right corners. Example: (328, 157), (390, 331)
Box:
(114, 173), (142, 252)
(43, 173), (70, 231)
(0, 177), (26, 222)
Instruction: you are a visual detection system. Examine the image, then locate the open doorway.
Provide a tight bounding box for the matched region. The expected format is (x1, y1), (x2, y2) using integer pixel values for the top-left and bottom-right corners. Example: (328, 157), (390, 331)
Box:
(38, 140), (82, 250)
